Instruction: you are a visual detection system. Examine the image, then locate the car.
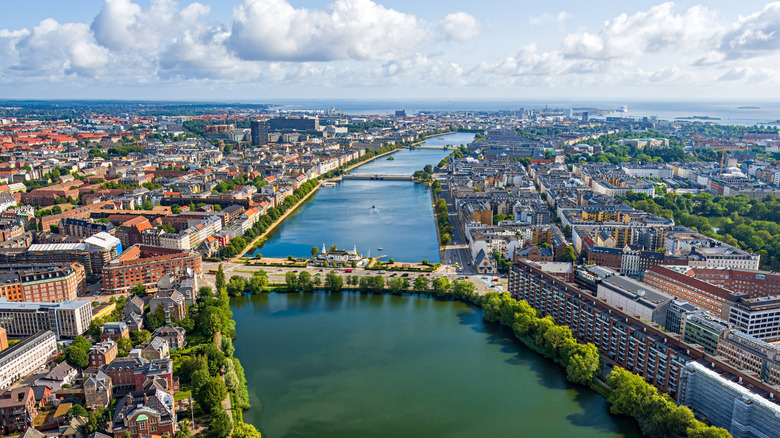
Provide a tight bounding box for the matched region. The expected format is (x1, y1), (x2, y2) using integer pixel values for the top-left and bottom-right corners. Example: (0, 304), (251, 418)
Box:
(425, 273), (430, 276)
(492, 278), (499, 282)
(401, 273), (408, 277)
(292, 270), (298, 273)
(345, 269), (353, 273)
(464, 276), (469, 279)
(93, 291), (101, 296)
(389, 273), (397, 277)
(379, 270), (386, 274)
(277, 268), (283, 271)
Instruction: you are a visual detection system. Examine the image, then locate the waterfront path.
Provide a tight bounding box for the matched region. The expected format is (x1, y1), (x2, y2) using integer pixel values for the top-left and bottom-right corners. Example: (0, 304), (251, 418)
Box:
(230, 180), (322, 262)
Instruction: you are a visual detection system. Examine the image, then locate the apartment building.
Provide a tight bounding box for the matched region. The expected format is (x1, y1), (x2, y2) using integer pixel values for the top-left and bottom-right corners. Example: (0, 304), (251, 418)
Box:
(0, 330), (57, 389)
(102, 245), (202, 293)
(0, 263), (85, 303)
(678, 361), (780, 438)
(643, 265), (733, 315)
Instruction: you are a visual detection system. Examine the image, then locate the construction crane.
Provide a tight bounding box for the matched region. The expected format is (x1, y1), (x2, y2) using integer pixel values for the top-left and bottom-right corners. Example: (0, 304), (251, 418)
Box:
(712, 147), (747, 174)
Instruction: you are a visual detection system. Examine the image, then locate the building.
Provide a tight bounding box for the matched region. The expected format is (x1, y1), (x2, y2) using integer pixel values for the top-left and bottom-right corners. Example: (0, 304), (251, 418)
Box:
(717, 329), (780, 387)
(643, 265), (734, 315)
(687, 267), (780, 297)
(250, 119), (269, 146)
(665, 299), (697, 334)
(597, 275), (674, 325)
(141, 337), (169, 361)
(680, 312), (730, 355)
(0, 263), (85, 303)
(111, 389), (176, 438)
(678, 361), (780, 438)
(84, 370), (113, 409)
(0, 299), (93, 339)
(726, 294), (780, 342)
(101, 322), (129, 341)
(0, 326), (6, 352)
(102, 357), (174, 392)
(149, 290), (185, 323)
(59, 218), (115, 239)
(151, 327), (185, 350)
(102, 245), (202, 293)
(508, 261), (780, 401)
(88, 340), (118, 368)
(0, 387), (36, 434)
(0, 330), (57, 389)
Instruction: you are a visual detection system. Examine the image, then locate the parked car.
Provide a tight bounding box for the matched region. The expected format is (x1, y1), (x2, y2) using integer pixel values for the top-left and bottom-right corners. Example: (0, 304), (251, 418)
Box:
(401, 273), (409, 277)
(345, 269), (353, 273)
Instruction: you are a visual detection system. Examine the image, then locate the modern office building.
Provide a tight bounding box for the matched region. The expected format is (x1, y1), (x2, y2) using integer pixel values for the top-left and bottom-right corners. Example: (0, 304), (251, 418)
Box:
(678, 361), (780, 438)
(0, 299), (92, 338)
(726, 294), (780, 342)
(717, 329), (780, 387)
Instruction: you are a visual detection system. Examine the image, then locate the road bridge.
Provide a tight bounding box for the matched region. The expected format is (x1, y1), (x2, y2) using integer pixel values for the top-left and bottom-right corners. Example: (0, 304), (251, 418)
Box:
(341, 174), (413, 181)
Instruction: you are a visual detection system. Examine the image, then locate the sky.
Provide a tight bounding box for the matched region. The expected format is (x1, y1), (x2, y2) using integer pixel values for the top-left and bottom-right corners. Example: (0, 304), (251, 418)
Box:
(2, 0), (780, 101)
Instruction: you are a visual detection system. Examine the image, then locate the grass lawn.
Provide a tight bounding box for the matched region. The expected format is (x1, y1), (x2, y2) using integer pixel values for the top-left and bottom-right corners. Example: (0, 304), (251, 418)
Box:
(174, 390), (191, 401)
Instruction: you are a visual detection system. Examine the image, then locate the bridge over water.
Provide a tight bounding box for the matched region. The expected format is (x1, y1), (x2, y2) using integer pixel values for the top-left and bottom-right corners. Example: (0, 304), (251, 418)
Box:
(340, 174), (413, 181)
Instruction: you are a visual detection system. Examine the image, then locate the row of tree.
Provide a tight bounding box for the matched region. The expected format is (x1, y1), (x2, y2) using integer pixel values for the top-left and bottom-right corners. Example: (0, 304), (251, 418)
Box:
(219, 179), (318, 258)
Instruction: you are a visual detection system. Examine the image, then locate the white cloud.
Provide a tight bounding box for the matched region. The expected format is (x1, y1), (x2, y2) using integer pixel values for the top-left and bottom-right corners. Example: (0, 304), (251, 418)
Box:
(228, 0), (427, 62)
(562, 3), (717, 59)
(441, 12), (480, 41)
(12, 19), (109, 76)
(529, 11), (569, 27)
(719, 2), (780, 59)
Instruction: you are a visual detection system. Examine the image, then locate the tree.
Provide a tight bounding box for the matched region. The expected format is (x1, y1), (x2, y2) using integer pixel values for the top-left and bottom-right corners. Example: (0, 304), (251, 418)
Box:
(198, 286), (214, 302)
(65, 347), (89, 369)
(215, 264), (226, 292)
(247, 271), (268, 294)
(209, 409), (232, 438)
(432, 277), (451, 296)
(452, 280), (476, 300)
(311, 246), (320, 257)
(232, 422), (262, 438)
(285, 271), (299, 291)
(196, 377), (227, 415)
(225, 370), (239, 391)
(387, 277), (408, 293)
(441, 233), (451, 245)
(226, 276), (247, 297)
(298, 271), (313, 292)
(413, 276), (430, 292)
(564, 343), (600, 385)
(131, 282), (146, 296)
(558, 246), (577, 263)
(175, 419), (192, 438)
(325, 271), (343, 292)
(144, 306), (166, 331)
(130, 330), (151, 346)
(199, 307), (223, 339)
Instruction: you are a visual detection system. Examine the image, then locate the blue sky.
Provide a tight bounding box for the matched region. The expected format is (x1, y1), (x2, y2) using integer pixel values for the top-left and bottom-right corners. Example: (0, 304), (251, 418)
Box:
(1, 0), (780, 101)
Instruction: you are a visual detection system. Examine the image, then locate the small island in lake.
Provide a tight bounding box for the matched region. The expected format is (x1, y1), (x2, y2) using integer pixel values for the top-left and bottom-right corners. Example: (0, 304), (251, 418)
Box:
(386, 156), (395, 160)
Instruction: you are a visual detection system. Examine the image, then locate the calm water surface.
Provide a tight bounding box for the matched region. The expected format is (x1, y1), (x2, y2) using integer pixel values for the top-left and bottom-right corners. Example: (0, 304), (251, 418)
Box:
(252, 133), (472, 262)
(232, 292), (641, 438)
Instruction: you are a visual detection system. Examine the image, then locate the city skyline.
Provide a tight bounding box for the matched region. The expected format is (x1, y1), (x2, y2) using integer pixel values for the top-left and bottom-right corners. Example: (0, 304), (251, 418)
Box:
(2, 0), (780, 100)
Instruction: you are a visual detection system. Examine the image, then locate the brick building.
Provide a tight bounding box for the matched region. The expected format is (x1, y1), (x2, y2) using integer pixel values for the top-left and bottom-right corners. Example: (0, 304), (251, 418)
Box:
(101, 245), (202, 293)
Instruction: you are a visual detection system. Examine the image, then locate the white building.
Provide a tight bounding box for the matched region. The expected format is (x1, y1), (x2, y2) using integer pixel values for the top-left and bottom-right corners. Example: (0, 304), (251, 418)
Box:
(0, 330), (57, 389)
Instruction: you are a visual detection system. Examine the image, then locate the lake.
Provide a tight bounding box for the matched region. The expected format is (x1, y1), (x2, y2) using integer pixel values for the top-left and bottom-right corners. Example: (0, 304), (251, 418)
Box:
(232, 291), (641, 438)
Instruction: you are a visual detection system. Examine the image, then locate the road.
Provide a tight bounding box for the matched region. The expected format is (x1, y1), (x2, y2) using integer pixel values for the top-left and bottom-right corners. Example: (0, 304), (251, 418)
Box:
(201, 260), (503, 295)
(434, 171), (475, 275)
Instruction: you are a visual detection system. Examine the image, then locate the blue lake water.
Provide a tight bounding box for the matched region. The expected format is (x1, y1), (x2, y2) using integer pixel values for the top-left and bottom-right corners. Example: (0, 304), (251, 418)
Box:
(251, 133), (472, 262)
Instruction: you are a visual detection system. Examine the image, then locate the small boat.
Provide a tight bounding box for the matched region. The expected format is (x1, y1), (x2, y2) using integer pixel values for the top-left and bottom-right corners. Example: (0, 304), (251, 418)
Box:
(372, 205), (376, 208)
(378, 247), (383, 250)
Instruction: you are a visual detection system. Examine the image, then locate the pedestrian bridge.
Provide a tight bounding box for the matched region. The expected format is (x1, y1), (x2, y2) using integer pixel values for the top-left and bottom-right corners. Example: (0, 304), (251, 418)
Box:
(341, 174), (413, 181)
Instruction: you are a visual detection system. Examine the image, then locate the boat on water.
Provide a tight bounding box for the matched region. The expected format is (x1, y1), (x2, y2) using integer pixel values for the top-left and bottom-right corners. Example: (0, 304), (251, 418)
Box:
(372, 205), (376, 208)
(378, 247), (383, 250)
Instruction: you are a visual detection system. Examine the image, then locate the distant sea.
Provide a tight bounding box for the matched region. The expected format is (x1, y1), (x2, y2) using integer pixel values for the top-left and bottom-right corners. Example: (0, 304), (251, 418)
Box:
(265, 99), (780, 127)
